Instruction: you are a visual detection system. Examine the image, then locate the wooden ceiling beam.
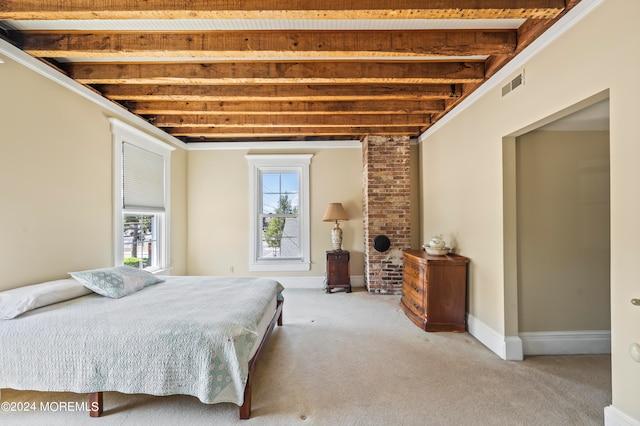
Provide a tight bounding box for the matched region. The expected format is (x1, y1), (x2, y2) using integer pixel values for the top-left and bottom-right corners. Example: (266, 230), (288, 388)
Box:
(0, 0), (582, 143)
(0, 1), (566, 20)
(129, 100), (445, 115)
(150, 114), (431, 127)
(99, 84), (462, 102)
(17, 30), (515, 59)
(165, 126), (423, 138)
(67, 61), (485, 85)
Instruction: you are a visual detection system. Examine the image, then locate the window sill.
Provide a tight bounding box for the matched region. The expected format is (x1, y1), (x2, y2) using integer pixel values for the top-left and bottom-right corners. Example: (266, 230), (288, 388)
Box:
(148, 267), (170, 275)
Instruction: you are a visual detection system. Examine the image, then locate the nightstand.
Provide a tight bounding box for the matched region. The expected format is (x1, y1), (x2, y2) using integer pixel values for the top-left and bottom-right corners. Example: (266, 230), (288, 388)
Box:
(325, 250), (351, 293)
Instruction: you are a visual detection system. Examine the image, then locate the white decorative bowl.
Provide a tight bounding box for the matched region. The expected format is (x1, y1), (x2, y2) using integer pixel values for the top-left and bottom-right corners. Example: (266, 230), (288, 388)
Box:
(423, 246), (450, 256)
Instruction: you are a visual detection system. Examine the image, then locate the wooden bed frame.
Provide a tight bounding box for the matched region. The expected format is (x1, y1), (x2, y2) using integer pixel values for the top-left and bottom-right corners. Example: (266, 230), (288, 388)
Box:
(88, 298), (283, 420)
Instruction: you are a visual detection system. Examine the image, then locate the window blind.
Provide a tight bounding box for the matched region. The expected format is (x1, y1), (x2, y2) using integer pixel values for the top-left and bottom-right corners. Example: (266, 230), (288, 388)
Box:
(122, 142), (165, 210)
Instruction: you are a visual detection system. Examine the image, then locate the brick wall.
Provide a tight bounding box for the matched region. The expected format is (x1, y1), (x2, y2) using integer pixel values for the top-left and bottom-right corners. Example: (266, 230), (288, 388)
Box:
(362, 135), (411, 294)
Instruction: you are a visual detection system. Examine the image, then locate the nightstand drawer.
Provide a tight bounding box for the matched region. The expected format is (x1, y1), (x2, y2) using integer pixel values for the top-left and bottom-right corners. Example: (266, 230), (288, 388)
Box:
(326, 250), (351, 293)
(328, 252), (349, 263)
(328, 268), (347, 279)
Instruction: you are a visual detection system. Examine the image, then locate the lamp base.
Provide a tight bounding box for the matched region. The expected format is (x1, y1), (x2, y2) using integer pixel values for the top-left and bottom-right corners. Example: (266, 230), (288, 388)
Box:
(331, 223), (343, 251)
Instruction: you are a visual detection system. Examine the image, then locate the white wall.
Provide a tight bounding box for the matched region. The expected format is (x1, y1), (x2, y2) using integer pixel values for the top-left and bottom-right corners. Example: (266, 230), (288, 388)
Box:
(0, 55), (112, 289)
(186, 148), (364, 279)
(0, 48), (189, 291)
(419, 0), (639, 420)
(516, 130), (610, 332)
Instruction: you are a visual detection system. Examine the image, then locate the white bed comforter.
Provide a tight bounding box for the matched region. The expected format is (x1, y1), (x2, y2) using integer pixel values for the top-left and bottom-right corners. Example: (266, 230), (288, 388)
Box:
(0, 276), (283, 405)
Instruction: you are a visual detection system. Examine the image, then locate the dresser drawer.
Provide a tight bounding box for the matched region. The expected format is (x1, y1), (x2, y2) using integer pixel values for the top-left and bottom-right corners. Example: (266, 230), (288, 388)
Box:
(402, 293), (424, 315)
(403, 257), (425, 282)
(403, 276), (424, 298)
(401, 292), (424, 317)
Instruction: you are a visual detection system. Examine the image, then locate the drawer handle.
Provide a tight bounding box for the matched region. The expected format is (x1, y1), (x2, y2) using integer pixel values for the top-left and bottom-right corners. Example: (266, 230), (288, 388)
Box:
(412, 302), (421, 310)
(412, 284), (420, 293)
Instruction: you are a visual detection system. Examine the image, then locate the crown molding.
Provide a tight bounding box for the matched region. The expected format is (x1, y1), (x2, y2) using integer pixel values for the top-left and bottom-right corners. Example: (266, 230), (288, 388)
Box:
(187, 140), (361, 150)
(418, 0), (604, 143)
(0, 39), (188, 150)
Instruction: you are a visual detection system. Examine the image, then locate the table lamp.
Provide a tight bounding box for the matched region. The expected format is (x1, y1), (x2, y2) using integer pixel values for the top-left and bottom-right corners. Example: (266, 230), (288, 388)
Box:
(322, 203), (349, 251)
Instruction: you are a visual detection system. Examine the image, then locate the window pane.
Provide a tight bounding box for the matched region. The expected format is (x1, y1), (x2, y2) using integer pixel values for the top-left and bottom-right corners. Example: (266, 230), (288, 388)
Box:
(123, 214), (157, 269)
(260, 216), (300, 259)
(261, 173), (281, 194)
(261, 172), (300, 214)
(262, 193), (280, 214)
(261, 172), (298, 194)
(287, 193), (300, 211)
(259, 172), (300, 258)
(279, 217), (301, 257)
(280, 173), (299, 193)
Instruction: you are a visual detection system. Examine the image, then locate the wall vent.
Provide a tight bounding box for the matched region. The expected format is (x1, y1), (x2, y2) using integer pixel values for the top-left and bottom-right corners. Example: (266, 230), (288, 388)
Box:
(502, 71), (525, 97)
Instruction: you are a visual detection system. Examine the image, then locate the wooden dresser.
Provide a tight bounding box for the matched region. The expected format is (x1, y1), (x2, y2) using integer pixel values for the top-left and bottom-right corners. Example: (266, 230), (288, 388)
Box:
(325, 250), (351, 293)
(401, 250), (469, 332)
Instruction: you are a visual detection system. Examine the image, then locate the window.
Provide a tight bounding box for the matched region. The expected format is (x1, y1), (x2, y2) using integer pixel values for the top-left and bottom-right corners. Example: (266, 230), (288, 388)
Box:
(260, 172), (299, 258)
(111, 118), (174, 273)
(123, 213), (160, 269)
(246, 154), (312, 271)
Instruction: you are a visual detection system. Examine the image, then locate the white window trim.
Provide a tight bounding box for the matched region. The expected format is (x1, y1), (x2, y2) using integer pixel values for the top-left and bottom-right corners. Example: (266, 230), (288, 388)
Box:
(246, 154), (313, 272)
(110, 118), (175, 274)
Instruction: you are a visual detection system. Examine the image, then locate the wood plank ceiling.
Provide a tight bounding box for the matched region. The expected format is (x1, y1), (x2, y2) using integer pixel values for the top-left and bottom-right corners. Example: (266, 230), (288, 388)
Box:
(0, 1), (581, 143)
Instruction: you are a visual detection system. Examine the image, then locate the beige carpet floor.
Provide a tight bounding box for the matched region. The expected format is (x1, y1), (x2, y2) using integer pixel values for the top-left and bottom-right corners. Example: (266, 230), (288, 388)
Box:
(0, 286), (611, 425)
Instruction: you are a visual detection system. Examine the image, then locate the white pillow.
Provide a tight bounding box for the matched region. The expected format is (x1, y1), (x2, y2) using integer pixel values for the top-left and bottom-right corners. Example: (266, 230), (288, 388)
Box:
(69, 266), (164, 298)
(0, 278), (93, 319)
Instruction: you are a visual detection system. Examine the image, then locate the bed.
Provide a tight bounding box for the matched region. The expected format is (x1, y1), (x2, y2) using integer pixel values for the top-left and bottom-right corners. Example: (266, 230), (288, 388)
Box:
(0, 270), (284, 420)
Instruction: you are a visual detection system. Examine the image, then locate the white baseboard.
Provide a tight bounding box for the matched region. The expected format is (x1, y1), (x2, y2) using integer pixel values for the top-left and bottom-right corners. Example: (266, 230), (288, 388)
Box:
(272, 275), (323, 288)
(271, 275), (365, 289)
(351, 275), (365, 288)
(466, 314), (610, 359)
(605, 406), (640, 426)
(467, 313), (523, 360)
(520, 330), (611, 355)
(505, 335), (524, 361)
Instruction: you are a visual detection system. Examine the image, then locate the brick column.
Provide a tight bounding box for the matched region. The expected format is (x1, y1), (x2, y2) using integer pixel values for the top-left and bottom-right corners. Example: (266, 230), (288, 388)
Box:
(362, 135), (411, 294)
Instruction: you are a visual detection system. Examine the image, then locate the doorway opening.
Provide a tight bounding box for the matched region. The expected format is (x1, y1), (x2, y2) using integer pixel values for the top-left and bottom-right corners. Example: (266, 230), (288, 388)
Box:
(503, 92), (611, 358)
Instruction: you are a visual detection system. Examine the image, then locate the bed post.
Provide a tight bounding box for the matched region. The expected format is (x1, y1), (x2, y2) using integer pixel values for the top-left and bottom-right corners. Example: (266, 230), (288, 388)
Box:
(239, 299), (283, 419)
(239, 383), (253, 419)
(89, 392), (103, 417)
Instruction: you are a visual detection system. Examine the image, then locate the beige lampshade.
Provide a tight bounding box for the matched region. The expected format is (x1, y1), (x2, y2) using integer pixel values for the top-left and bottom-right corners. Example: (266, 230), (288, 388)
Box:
(322, 203), (349, 222)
